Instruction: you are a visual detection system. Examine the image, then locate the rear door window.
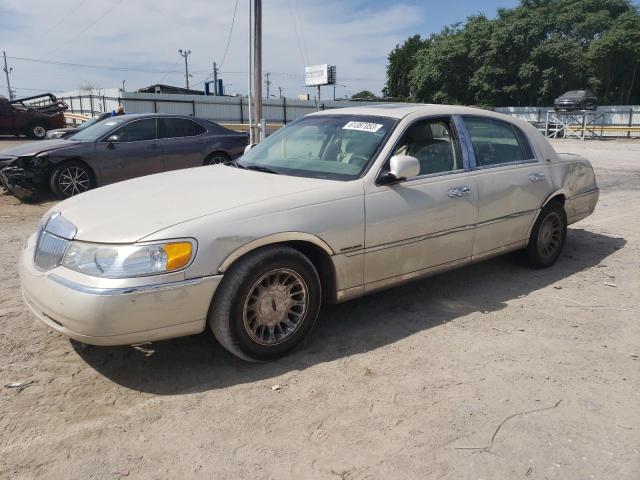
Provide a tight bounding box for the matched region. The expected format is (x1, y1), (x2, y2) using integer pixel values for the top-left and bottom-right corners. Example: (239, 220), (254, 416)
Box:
(113, 119), (157, 142)
(158, 118), (199, 138)
(462, 117), (534, 167)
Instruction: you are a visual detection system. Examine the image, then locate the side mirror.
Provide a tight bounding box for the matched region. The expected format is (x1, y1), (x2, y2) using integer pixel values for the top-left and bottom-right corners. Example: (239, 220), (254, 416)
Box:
(244, 143), (255, 154)
(105, 135), (120, 149)
(380, 155), (420, 184)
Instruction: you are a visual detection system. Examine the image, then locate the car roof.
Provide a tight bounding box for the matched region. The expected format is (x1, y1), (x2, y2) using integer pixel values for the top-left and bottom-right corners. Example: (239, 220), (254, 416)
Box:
(308, 103), (503, 120)
(115, 113), (199, 120)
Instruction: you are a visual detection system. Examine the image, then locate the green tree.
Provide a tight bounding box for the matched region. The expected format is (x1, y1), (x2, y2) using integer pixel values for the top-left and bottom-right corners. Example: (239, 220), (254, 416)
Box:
(351, 90), (378, 100)
(382, 35), (425, 99)
(389, 0), (640, 106)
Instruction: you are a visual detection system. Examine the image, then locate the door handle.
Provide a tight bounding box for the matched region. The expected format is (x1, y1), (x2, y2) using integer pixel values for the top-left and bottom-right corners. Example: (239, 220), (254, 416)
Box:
(447, 186), (472, 198)
(149, 142), (161, 149)
(529, 172), (545, 182)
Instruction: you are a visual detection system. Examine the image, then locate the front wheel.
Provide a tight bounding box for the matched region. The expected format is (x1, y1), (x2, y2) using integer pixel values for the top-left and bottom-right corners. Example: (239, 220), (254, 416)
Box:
(204, 152), (231, 166)
(209, 246), (322, 361)
(525, 201), (567, 268)
(49, 161), (95, 198)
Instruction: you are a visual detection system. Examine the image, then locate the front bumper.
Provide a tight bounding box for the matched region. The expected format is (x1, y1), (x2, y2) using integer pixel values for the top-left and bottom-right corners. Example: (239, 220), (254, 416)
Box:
(0, 167), (38, 201)
(19, 234), (222, 346)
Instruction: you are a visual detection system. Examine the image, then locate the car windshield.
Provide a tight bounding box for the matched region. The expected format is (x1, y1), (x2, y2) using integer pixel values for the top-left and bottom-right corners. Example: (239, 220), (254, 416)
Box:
(78, 114), (107, 130)
(69, 116), (128, 141)
(239, 115), (397, 180)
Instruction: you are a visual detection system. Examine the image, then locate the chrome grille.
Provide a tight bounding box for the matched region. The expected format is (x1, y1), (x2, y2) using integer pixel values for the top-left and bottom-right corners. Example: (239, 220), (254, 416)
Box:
(33, 213), (76, 271)
(34, 231), (69, 271)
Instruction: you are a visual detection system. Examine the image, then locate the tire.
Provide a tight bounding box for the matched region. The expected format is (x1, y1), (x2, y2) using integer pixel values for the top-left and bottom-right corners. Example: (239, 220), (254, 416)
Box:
(209, 245), (322, 361)
(204, 151), (231, 166)
(26, 123), (48, 140)
(525, 201), (567, 268)
(49, 161), (95, 199)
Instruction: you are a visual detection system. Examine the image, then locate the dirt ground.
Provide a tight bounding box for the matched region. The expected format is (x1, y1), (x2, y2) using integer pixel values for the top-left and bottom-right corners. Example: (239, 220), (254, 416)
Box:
(0, 137), (638, 480)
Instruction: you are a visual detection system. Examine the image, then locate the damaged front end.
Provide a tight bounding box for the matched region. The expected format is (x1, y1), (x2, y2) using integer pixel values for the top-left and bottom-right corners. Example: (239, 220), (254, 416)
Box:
(0, 155), (52, 202)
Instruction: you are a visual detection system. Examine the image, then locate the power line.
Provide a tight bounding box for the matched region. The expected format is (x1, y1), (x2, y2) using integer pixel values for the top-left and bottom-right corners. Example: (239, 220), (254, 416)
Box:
(59, 0), (124, 47)
(157, 57), (183, 83)
(221, 69), (383, 82)
(294, 0), (311, 65)
(219, 0), (239, 69)
(1, 85), (64, 93)
(287, 0), (308, 68)
(40, 0), (89, 37)
(7, 55), (208, 74)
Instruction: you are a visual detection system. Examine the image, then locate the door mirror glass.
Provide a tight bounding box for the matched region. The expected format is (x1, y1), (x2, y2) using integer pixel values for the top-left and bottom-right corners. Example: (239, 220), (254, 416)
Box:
(106, 134), (120, 143)
(388, 155), (420, 181)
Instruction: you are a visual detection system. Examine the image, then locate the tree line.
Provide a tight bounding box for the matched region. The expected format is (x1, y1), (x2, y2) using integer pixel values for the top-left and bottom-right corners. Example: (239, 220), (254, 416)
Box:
(383, 0), (640, 106)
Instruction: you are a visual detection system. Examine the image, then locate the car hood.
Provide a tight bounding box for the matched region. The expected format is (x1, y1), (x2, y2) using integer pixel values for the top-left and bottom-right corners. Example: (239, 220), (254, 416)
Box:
(48, 127), (78, 134)
(53, 166), (348, 243)
(0, 139), (83, 157)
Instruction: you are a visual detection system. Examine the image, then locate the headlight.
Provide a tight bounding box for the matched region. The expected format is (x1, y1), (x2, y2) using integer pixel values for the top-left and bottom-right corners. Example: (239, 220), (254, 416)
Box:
(61, 240), (195, 278)
(46, 131), (64, 139)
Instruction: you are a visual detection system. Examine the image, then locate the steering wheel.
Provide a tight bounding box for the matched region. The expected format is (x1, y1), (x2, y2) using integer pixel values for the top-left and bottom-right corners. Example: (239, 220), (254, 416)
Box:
(346, 154), (369, 167)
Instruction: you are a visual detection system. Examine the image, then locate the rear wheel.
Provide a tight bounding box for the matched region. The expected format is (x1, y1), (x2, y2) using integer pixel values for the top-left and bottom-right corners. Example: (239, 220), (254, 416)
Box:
(49, 161), (94, 198)
(525, 201), (567, 268)
(204, 152), (231, 166)
(209, 246), (322, 361)
(27, 123), (48, 140)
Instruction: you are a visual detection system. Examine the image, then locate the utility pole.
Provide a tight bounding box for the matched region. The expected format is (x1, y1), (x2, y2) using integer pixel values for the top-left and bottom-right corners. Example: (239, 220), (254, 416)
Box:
(278, 86), (283, 99)
(3, 51), (14, 101)
(264, 71), (271, 98)
(252, 0), (263, 142)
(247, 0), (253, 144)
(212, 61), (219, 95)
(178, 49), (192, 90)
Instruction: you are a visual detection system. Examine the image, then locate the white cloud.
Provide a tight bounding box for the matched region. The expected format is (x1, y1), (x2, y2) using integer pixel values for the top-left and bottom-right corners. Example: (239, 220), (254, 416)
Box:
(0, 0), (425, 98)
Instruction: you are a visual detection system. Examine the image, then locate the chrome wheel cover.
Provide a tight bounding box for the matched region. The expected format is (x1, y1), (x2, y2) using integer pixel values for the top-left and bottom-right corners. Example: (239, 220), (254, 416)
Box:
(537, 212), (562, 261)
(33, 126), (46, 138)
(242, 268), (309, 346)
(58, 166), (90, 197)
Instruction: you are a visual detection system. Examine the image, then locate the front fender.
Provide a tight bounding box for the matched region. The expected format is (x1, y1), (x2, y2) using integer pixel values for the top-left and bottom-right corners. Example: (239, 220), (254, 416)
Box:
(218, 232), (335, 272)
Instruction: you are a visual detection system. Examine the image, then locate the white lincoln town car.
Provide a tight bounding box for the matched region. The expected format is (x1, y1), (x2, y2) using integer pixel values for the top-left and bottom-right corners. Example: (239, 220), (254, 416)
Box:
(20, 104), (599, 361)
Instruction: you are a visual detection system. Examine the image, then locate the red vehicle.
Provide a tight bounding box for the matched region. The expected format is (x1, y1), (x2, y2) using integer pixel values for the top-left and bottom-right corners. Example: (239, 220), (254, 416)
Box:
(0, 93), (68, 139)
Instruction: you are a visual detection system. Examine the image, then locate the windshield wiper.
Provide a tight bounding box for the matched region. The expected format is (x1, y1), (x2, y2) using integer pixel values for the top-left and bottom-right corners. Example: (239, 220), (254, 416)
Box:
(241, 164), (280, 175)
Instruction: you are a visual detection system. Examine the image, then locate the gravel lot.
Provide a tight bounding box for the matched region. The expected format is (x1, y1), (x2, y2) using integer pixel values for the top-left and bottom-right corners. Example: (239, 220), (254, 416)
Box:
(0, 137), (638, 479)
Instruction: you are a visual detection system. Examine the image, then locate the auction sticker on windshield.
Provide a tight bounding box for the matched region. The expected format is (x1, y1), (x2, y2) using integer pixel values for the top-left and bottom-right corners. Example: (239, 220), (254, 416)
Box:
(342, 121), (383, 132)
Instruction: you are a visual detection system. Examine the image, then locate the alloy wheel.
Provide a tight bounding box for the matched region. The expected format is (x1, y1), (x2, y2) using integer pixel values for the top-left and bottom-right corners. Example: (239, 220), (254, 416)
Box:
(205, 155), (231, 166)
(58, 166), (91, 197)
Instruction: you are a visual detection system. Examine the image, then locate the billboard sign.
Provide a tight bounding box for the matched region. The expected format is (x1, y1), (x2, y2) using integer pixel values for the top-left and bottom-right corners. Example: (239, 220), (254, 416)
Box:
(305, 64), (336, 86)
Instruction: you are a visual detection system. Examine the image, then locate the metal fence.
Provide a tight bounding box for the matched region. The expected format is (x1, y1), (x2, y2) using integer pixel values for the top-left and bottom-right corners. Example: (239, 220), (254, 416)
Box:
(120, 92), (361, 124)
(48, 93), (640, 138)
(495, 105), (640, 138)
(49, 92), (366, 127)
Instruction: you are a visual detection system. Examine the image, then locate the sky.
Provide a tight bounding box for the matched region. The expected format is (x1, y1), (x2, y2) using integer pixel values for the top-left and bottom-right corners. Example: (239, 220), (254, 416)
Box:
(0, 0), (521, 99)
